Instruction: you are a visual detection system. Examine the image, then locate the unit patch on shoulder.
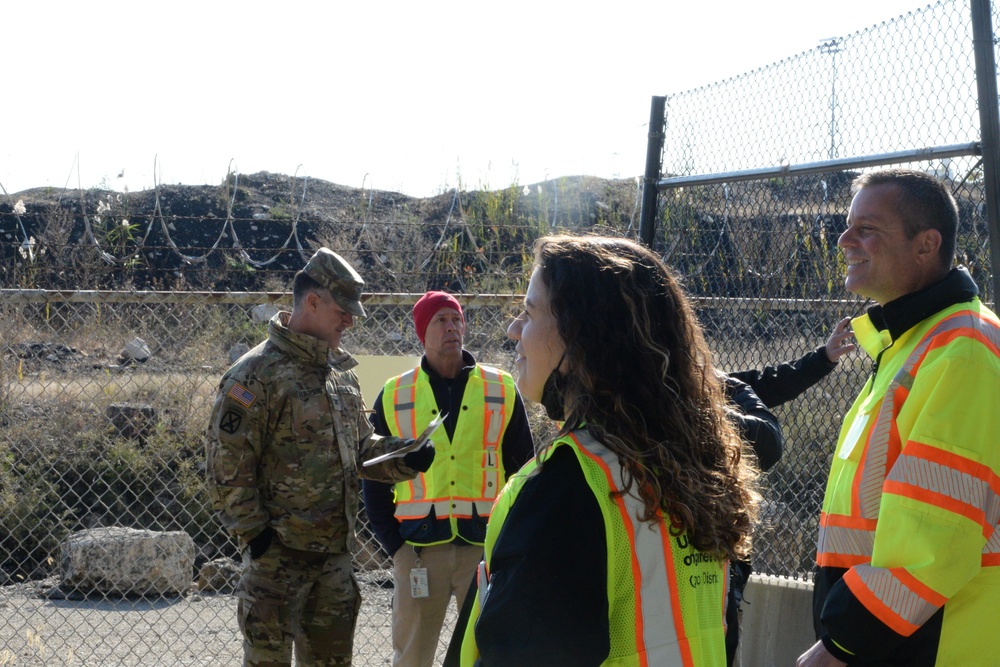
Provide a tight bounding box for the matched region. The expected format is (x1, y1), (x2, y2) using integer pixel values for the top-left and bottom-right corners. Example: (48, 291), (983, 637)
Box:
(219, 409), (244, 435)
(227, 382), (257, 408)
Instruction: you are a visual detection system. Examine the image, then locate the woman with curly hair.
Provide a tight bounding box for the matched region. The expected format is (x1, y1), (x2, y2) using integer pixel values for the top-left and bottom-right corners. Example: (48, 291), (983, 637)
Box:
(459, 234), (760, 667)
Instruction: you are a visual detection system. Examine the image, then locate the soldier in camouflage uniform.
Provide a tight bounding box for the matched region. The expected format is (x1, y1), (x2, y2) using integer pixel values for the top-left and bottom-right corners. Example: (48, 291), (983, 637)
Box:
(207, 248), (435, 667)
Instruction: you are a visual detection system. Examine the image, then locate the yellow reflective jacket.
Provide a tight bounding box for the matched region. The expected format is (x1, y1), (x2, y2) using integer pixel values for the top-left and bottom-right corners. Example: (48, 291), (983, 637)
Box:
(816, 291), (1000, 664)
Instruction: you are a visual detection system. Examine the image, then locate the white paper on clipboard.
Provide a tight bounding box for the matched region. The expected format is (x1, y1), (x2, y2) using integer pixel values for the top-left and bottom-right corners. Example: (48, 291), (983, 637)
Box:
(363, 412), (447, 467)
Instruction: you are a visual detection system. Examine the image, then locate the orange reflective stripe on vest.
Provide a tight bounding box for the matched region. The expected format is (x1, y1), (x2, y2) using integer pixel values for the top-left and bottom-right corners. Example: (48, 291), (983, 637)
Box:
(886, 442), (1000, 541)
(843, 564), (947, 636)
(392, 498), (494, 520)
(570, 433), (692, 665)
(816, 512), (876, 569)
(389, 368), (420, 440)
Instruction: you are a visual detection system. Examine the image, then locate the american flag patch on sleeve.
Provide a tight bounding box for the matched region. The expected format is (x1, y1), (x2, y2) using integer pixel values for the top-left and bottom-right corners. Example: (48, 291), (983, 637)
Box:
(227, 382), (256, 408)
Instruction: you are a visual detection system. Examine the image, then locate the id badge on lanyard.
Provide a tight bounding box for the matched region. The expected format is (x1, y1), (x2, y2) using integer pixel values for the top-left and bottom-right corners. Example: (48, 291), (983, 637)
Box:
(410, 552), (429, 598)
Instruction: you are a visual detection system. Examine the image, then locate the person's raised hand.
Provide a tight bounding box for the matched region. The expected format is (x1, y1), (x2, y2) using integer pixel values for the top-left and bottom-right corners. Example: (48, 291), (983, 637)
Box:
(824, 316), (856, 363)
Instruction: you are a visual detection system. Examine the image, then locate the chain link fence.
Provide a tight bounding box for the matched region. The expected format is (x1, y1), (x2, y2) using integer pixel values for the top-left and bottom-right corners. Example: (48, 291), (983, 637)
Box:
(646, 0), (998, 581)
(0, 290), (527, 665)
(1, 0), (998, 664)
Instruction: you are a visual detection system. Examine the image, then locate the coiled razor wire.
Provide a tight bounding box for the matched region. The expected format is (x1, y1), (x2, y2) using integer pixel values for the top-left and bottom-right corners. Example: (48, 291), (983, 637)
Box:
(58, 157), (315, 268)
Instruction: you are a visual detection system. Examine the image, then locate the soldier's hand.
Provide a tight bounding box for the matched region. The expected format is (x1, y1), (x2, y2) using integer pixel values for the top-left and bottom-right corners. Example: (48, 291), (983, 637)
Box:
(403, 440), (436, 473)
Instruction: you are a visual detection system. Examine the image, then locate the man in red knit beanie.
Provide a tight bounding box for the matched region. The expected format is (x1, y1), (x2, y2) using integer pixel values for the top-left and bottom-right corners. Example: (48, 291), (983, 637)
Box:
(362, 290), (534, 667)
(412, 291), (463, 345)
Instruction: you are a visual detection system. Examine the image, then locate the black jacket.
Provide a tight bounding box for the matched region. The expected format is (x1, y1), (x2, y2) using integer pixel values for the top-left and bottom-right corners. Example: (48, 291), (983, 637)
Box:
(724, 345), (838, 470)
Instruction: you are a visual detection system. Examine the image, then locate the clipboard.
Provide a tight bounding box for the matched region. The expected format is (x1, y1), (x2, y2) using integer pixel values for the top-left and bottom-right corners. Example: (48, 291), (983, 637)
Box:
(363, 412), (447, 467)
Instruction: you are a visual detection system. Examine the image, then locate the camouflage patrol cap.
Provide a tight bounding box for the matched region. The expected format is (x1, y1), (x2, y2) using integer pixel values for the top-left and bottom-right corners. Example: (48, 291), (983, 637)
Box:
(303, 248), (366, 317)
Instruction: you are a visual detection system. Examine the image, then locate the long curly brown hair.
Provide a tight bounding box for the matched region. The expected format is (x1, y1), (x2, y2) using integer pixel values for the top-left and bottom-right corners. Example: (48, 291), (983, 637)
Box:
(534, 234), (760, 560)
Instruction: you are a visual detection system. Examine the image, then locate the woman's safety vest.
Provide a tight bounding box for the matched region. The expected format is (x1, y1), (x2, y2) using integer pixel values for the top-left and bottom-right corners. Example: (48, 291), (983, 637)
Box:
(381, 364), (517, 546)
(462, 430), (729, 667)
(817, 300), (1000, 661)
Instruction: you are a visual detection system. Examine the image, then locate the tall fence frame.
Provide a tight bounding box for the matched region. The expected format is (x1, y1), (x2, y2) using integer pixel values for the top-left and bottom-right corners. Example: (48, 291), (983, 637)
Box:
(636, 0), (1000, 587)
(641, 0), (1000, 304)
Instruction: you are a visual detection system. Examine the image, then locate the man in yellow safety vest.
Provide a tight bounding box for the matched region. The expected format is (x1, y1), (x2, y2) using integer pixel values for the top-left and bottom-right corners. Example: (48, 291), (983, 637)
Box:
(797, 169), (1000, 666)
(362, 291), (534, 667)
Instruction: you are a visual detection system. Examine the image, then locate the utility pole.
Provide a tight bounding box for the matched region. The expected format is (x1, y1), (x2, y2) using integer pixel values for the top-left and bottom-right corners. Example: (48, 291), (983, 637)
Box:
(819, 38), (843, 160)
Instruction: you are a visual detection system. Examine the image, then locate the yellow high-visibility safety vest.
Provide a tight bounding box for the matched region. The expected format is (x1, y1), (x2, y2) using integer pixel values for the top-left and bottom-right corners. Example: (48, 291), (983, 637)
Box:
(817, 299), (1000, 662)
(461, 430), (729, 667)
(381, 364), (517, 546)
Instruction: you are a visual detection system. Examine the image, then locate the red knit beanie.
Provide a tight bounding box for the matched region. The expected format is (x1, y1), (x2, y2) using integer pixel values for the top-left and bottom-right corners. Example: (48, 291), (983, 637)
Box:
(413, 291), (464, 345)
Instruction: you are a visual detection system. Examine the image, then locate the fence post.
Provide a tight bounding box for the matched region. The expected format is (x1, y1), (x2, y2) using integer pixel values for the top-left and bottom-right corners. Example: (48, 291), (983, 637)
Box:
(972, 0), (1000, 305)
(639, 96), (666, 248)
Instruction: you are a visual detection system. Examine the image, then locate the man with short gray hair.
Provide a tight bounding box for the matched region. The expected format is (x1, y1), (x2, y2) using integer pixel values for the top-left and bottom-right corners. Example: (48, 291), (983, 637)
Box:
(797, 170), (1000, 666)
(207, 247), (435, 667)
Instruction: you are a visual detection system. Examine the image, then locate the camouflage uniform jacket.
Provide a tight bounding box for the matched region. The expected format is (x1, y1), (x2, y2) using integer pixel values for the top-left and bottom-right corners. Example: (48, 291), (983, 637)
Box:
(207, 311), (421, 554)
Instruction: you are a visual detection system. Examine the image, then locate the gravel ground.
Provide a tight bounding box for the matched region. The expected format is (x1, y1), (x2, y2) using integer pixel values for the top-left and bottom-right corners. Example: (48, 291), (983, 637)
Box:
(0, 572), (458, 666)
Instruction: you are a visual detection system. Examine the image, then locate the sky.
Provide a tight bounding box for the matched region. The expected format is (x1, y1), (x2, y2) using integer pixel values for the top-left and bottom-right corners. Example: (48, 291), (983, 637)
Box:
(1, 0), (937, 199)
